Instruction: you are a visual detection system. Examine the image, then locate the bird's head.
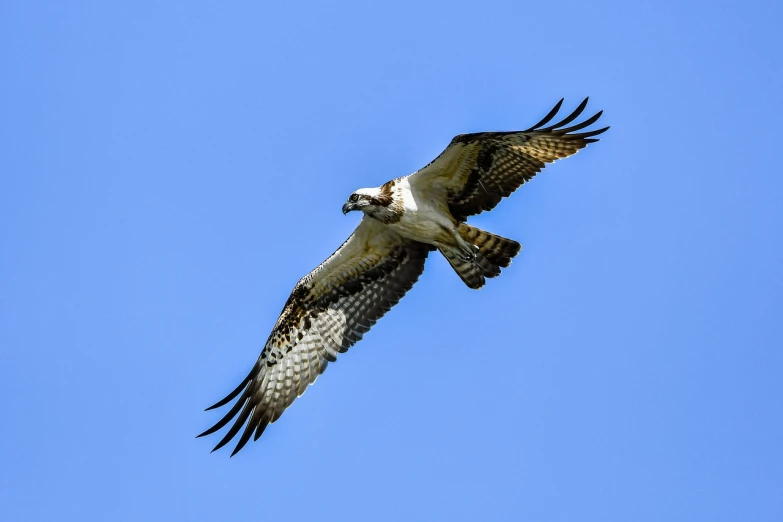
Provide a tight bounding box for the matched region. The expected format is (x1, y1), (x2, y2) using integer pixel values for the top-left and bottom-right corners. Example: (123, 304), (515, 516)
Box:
(342, 187), (382, 215)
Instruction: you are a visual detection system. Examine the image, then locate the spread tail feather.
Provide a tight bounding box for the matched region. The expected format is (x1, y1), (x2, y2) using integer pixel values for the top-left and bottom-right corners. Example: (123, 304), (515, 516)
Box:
(457, 224), (521, 268)
(440, 246), (490, 289)
(441, 225), (521, 289)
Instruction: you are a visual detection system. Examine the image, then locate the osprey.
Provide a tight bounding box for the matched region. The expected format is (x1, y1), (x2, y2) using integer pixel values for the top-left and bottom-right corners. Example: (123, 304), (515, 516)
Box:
(199, 98), (608, 455)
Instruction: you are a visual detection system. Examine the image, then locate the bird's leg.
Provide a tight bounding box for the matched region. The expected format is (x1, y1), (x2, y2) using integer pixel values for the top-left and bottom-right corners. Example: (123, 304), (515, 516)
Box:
(435, 222), (479, 263)
(459, 244), (478, 262)
(452, 231), (478, 262)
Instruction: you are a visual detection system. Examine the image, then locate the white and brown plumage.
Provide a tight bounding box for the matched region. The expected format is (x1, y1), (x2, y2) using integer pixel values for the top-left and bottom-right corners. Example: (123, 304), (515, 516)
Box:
(199, 98), (608, 455)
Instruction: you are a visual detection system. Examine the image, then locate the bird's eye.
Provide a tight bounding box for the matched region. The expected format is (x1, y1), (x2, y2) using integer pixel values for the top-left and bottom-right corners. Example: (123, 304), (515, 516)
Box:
(349, 194), (359, 202)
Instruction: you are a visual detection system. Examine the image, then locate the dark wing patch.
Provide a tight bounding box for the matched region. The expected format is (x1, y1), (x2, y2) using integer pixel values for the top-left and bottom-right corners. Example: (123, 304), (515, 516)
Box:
(198, 219), (431, 456)
(410, 98), (609, 221)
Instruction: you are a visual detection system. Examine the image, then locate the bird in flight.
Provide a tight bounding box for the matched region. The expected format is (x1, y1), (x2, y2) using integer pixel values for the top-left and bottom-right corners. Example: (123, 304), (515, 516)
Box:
(199, 98), (608, 455)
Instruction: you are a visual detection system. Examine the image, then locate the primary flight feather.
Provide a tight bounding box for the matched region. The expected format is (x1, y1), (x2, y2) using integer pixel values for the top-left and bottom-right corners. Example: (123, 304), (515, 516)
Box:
(199, 98), (609, 455)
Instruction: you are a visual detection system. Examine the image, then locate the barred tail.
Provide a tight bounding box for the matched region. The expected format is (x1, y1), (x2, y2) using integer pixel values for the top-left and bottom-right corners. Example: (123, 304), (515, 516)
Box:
(440, 246), (492, 289)
(441, 225), (521, 290)
(457, 224), (521, 268)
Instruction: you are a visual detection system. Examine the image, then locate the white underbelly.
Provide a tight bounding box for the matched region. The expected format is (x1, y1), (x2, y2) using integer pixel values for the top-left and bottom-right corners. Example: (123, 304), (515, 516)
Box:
(381, 177), (455, 246)
(389, 203), (454, 246)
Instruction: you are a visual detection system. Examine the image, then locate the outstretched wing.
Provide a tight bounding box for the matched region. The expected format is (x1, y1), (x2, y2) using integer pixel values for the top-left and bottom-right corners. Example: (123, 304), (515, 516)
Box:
(409, 98), (609, 221)
(198, 218), (431, 455)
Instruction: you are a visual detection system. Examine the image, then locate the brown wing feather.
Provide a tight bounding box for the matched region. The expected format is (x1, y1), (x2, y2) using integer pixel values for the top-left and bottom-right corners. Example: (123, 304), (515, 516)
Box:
(198, 218), (431, 455)
(409, 98), (609, 221)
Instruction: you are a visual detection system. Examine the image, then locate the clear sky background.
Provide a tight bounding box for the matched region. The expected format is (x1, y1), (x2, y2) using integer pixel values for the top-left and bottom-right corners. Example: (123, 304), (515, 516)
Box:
(1, 1), (781, 521)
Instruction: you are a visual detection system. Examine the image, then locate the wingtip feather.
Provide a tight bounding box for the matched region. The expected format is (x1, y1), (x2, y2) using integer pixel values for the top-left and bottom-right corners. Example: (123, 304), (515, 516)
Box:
(523, 98), (565, 131)
(203, 369), (255, 411)
(556, 110), (604, 134)
(540, 97), (590, 131)
(571, 125), (610, 139)
(210, 401), (255, 454)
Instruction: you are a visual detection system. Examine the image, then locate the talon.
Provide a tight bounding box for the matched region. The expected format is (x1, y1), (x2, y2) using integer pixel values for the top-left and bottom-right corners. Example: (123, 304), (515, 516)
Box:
(461, 251), (476, 262)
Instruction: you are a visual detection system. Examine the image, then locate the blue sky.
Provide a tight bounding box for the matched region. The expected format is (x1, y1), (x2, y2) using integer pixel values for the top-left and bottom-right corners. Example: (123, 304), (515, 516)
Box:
(1, 1), (782, 520)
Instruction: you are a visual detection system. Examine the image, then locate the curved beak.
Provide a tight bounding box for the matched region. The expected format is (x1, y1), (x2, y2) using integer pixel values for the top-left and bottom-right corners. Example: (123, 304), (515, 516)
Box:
(342, 202), (355, 215)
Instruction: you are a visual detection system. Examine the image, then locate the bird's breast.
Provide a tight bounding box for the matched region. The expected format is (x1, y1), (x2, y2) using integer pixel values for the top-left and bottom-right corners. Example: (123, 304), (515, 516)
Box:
(391, 203), (454, 245)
